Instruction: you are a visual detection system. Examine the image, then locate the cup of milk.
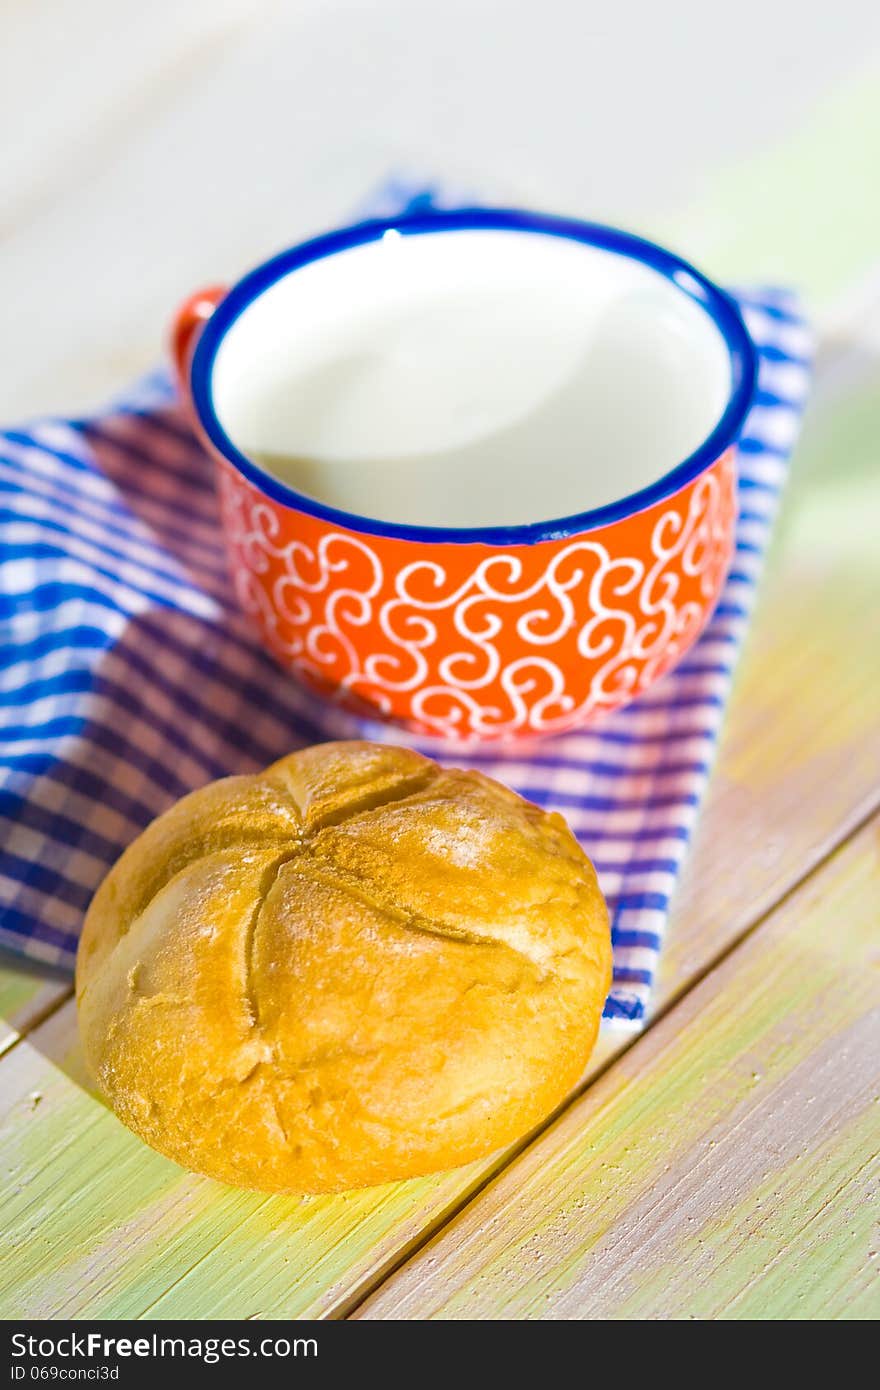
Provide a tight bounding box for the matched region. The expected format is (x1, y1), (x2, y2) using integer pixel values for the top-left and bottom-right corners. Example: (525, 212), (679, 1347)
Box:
(171, 208), (756, 742)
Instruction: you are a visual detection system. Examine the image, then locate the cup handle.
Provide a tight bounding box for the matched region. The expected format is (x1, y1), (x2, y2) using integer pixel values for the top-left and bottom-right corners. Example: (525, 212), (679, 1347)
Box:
(169, 285), (227, 398)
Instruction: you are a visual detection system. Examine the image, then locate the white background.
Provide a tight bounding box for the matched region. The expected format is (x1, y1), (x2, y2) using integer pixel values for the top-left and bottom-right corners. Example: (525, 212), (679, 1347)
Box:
(2, 0), (879, 418)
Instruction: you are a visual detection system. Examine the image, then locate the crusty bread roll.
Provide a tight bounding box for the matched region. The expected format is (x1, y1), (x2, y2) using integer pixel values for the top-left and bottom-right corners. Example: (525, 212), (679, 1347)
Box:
(76, 741), (611, 1193)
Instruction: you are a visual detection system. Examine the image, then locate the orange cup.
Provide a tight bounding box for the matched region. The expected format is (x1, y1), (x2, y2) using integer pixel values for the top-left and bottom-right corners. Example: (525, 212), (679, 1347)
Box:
(171, 209), (755, 743)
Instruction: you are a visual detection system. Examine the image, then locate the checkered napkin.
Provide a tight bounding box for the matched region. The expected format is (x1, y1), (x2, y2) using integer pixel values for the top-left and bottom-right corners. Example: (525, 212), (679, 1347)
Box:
(0, 183), (811, 1022)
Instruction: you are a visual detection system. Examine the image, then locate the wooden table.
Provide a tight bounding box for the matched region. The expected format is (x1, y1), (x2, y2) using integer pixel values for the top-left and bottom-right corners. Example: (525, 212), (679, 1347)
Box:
(2, 4), (879, 1320)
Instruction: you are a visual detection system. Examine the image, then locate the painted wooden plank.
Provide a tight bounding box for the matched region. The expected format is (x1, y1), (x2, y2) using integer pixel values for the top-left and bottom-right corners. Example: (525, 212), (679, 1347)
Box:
(356, 814), (880, 1319)
(0, 958), (70, 1058)
(0, 999), (500, 1319)
(0, 334), (878, 1317)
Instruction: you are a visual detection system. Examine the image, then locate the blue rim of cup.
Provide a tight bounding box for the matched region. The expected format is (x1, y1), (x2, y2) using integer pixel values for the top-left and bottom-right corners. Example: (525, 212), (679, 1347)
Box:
(189, 207), (758, 546)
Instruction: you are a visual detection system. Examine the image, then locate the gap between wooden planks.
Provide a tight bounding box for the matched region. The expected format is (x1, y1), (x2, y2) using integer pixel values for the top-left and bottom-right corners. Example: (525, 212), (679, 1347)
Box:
(1, 322), (879, 1318)
(354, 810), (880, 1320)
(0, 961), (70, 1059)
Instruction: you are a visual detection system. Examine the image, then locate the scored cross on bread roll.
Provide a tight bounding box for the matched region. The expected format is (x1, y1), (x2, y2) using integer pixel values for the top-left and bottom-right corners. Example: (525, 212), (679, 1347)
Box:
(76, 741), (611, 1193)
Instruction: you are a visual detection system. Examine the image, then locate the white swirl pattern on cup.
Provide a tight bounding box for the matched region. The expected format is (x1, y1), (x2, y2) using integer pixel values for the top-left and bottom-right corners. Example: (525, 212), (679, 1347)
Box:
(218, 460), (733, 739)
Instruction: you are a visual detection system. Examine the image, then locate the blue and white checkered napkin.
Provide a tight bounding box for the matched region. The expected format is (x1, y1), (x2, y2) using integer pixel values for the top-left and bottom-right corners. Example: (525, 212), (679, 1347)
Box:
(0, 185), (811, 1022)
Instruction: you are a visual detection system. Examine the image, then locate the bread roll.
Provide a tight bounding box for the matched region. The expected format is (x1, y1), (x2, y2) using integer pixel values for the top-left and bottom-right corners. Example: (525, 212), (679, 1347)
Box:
(76, 741), (611, 1193)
